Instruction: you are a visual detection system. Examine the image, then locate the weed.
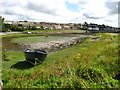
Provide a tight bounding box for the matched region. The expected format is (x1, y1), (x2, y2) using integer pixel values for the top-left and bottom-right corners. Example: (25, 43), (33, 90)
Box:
(2, 33), (119, 88)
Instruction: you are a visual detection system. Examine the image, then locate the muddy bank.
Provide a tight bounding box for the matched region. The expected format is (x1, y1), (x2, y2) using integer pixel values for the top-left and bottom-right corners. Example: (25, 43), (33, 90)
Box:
(2, 33), (97, 52)
(23, 35), (89, 53)
(2, 37), (27, 51)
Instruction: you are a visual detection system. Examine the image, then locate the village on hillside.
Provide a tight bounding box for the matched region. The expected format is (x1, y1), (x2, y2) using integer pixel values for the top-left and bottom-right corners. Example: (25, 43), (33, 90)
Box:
(3, 20), (120, 33)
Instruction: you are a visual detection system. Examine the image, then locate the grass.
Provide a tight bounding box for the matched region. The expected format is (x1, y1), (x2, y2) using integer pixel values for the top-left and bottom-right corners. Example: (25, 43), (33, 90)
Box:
(2, 33), (119, 88)
(11, 36), (70, 44)
(0, 36), (2, 78)
(1, 29), (86, 42)
(24, 29), (86, 33)
(2, 29), (86, 38)
(2, 33), (38, 38)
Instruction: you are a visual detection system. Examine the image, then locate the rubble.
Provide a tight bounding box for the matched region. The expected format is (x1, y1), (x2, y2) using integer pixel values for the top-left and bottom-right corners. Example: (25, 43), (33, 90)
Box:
(24, 36), (88, 53)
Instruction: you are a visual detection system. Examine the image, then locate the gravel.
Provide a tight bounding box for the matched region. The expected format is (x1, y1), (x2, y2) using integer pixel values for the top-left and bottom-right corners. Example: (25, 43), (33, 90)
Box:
(24, 35), (89, 53)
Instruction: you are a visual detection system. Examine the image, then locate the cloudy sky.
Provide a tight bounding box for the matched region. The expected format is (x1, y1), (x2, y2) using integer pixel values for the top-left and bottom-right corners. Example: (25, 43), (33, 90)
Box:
(0, 0), (119, 27)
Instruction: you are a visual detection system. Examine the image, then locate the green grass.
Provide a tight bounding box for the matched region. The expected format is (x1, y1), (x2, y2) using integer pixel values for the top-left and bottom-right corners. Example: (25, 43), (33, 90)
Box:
(2, 33), (38, 38)
(24, 29), (86, 33)
(2, 29), (86, 38)
(0, 36), (2, 76)
(2, 33), (119, 88)
(11, 36), (70, 44)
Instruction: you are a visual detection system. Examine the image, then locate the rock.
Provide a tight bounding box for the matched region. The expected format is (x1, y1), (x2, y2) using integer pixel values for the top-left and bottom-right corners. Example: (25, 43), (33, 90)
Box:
(24, 36), (88, 53)
(24, 32), (32, 34)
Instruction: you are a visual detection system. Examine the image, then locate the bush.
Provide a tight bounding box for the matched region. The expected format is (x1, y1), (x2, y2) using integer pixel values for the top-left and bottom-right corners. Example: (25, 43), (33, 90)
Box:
(10, 26), (24, 31)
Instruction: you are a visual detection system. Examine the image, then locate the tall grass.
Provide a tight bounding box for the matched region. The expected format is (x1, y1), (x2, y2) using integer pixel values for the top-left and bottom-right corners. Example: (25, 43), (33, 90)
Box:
(2, 33), (119, 88)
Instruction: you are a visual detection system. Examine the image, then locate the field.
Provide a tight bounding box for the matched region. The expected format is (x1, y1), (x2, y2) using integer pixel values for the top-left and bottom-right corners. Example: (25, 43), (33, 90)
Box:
(23, 29), (86, 34)
(1, 32), (120, 88)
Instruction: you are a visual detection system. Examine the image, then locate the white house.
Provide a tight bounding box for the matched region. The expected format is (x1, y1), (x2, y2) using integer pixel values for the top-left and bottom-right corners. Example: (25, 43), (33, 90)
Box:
(4, 21), (13, 24)
(54, 25), (62, 30)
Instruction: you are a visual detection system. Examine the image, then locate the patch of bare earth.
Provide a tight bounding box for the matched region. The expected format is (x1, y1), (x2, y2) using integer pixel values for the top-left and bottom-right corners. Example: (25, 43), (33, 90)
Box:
(23, 35), (89, 53)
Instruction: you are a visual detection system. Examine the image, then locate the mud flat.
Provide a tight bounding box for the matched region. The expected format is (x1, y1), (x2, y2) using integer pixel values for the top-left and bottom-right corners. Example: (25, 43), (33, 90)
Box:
(23, 35), (89, 53)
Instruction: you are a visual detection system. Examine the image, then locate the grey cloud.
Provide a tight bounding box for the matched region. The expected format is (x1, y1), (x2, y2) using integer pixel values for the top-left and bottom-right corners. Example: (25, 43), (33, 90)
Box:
(3, 0), (58, 17)
(105, 2), (118, 14)
(26, 2), (57, 15)
(78, 2), (88, 5)
(4, 10), (16, 15)
(118, 1), (120, 14)
(76, 2), (88, 10)
(105, 20), (113, 22)
(65, 1), (87, 6)
(18, 15), (35, 21)
(2, 1), (23, 8)
(83, 13), (103, 19)
(4, 10), (34, 21)
(4, 9), (22, 16)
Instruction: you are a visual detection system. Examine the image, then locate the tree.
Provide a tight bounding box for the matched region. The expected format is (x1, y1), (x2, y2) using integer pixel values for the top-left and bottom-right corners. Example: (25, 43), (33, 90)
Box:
(0, 16), (5, 32)
(83, 22), (88, 33)
(0, 16), (4, 22)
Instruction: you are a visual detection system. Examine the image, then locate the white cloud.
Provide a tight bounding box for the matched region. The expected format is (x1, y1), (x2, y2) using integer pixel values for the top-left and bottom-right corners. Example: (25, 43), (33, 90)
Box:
(0, 0), (118, 27)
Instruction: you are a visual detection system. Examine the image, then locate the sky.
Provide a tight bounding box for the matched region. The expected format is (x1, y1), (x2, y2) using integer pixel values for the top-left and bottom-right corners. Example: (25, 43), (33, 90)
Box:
(0, 0), (119, 27)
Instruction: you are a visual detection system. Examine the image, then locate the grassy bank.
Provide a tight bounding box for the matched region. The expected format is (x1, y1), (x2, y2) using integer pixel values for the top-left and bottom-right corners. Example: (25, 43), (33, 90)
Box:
(23, 29), (86, 33)
(2, 33), (119, 88)
(2, 29), (86, 38)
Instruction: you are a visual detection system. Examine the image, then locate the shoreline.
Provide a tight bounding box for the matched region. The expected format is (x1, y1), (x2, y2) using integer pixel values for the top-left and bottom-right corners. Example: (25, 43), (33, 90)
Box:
(0, 32), (22, 35)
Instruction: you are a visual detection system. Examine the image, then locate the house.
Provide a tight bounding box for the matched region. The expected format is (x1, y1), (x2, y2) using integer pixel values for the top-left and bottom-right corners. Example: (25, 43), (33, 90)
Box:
(54, 25), (62, 30)
(88, 24), (99, 31)
(36, 26), (41, 29)
(98, 25), (106, 32)
(4, 21), (13, 24)
(63, 25), (70, 30)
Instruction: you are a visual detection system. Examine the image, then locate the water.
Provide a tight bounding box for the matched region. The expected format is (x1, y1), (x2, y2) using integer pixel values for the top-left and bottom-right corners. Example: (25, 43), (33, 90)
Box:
(2, 37), (26, 51)
(2, 33), (91, 52)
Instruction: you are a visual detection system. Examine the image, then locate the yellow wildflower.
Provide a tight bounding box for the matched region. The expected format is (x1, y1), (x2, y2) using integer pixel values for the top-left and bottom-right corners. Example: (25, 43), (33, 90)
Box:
(77, 54), (81, 56)
(41, 69), (44, 72)
(76, 56), (80, 59)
